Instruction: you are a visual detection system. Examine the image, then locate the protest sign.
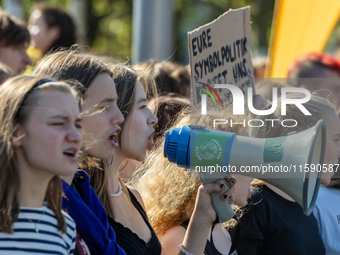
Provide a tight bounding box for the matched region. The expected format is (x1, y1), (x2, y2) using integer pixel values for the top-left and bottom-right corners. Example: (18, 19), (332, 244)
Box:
(188, 6), (254, 106)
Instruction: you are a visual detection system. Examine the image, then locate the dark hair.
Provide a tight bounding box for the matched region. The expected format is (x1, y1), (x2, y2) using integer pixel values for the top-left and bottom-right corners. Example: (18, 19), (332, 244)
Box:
(0, 63), (13, 85)
(34, 6), (76, 54)
(148, 94), (190, 144)
(287, 53), (340, 87)
(0, 10), (30, 47)
(134, 60), (190, 97)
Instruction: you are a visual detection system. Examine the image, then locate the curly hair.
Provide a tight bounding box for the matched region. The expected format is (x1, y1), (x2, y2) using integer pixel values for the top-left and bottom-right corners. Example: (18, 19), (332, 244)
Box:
(131, 106), (247, 235)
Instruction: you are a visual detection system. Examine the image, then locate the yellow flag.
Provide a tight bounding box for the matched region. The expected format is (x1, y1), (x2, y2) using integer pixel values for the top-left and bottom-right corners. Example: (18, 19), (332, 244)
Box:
(267, 0), (340, 78)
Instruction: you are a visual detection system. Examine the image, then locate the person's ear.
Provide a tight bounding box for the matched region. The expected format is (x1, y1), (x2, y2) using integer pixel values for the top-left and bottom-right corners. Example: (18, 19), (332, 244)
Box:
(12, 124), (26, 148)
(48, 26), (60, 42)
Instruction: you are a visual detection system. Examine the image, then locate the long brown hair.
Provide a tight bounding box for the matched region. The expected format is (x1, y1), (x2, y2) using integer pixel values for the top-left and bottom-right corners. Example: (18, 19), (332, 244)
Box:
(31, 5), (76, 54)
(0, 75), (78, 233)
(0, 9), (30, 47)
(86, 64), (157, 219)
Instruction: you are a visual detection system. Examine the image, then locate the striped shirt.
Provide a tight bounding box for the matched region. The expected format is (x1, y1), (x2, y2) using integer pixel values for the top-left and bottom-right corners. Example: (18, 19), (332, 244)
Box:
(0, 204), (76, 255)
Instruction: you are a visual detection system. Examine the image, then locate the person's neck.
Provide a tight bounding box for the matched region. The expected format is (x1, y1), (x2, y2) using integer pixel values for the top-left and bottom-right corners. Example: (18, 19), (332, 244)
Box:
(60, 174), (74, 185)
(16, 157), (51, 208)
(265, 183), (295, 202)
(106, 153), (125, 194)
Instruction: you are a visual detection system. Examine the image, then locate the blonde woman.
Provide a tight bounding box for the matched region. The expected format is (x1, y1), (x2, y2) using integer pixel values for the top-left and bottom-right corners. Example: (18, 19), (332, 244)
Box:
(132, 107), (254, 255)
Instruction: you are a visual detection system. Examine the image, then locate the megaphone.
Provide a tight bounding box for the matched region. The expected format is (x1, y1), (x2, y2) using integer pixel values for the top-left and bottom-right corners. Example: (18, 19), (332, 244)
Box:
(164, 120), (326, 222)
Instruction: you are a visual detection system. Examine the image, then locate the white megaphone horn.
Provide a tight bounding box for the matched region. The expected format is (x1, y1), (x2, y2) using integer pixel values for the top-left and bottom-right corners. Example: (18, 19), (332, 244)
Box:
(164, 120), (326, 222)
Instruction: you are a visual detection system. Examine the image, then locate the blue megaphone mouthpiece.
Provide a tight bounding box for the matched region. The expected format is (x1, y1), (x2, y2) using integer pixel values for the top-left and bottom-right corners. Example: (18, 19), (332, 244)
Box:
(164, 126), (191, 167)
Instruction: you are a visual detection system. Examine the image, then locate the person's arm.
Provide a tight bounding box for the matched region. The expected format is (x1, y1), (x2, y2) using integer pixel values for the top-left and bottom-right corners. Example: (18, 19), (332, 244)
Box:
(159, 226), (186, 255)
(62, 179), (127, 255)
(178, 180), (235, 255)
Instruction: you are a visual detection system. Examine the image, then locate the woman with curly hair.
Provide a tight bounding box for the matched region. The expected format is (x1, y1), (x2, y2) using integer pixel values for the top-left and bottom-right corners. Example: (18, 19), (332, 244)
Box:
(132, 107), (253, 255)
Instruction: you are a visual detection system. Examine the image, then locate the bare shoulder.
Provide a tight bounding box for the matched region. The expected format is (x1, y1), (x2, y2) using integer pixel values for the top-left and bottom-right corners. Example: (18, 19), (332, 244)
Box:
(159, 225), (186, 255)
(126, 184), (146, 210)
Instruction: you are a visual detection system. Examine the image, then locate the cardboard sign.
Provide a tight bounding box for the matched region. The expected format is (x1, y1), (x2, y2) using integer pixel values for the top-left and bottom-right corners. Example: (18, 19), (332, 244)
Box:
(188, 6), (254, 106)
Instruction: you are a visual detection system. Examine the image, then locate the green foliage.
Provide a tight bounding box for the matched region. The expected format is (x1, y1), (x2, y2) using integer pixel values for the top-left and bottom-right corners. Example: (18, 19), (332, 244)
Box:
(1, 0), (275, 64)
(173, 0), (272, 63)
(92, 0), (132, 61)
(23, 0), (68, 19)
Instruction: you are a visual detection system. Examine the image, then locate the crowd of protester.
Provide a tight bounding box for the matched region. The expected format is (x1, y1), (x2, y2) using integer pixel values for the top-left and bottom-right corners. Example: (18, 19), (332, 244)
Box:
(0, 5), (339, 255)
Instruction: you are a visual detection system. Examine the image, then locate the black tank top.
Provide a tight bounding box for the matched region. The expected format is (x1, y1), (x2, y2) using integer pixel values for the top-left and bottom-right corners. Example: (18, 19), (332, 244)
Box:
(108, 187), (162, 255)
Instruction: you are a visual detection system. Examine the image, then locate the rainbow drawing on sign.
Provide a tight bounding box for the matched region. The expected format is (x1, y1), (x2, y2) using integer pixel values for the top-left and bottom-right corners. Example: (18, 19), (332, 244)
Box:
(197, 82), (223, 106)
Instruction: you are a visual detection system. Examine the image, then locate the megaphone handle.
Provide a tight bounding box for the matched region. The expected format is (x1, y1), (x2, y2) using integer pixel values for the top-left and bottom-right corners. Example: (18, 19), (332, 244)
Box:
(210, 179), (236, 223)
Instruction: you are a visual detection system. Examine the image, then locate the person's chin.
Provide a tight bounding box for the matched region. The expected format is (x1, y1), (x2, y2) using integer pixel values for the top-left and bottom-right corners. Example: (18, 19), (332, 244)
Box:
(18, 68), (27, 75)
(320, 177), (331, 185)
(235, 200), (247, 207)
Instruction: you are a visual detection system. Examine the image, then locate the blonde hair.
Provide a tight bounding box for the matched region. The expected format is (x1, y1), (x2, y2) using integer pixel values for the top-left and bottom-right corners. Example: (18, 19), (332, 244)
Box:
(0, 75), (78, 233)
(132, 106), (247, 236)
(252, 94), (336, 139)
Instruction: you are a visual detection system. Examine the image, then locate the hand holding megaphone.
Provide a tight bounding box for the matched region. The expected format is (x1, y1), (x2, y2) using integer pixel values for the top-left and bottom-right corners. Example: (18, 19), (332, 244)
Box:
(164, 120), (326, 222)
(194, 178), (236, 223)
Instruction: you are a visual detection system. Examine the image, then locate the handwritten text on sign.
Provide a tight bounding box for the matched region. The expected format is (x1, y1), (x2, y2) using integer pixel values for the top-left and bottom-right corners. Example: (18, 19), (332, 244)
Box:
(188, 7), (254, 106)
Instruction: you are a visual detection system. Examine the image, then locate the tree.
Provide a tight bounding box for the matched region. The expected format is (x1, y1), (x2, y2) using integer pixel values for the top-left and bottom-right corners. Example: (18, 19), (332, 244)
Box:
(1, 0), (275, 64)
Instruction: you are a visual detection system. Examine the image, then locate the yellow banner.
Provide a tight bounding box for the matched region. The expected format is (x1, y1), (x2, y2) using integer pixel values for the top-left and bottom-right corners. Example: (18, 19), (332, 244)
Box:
(267, 0), (340, 78)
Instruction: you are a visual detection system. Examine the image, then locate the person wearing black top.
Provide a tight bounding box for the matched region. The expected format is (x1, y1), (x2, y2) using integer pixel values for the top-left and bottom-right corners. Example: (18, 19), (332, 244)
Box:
(233, 94), (340, 255)
(234, 184), (325, 255)
(108, 187), (161, 254)
(131, 109), (254, 255)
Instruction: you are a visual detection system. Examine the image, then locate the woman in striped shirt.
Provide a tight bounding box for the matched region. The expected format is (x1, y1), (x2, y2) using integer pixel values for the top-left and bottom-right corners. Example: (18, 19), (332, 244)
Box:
(0, 75), (81, 254)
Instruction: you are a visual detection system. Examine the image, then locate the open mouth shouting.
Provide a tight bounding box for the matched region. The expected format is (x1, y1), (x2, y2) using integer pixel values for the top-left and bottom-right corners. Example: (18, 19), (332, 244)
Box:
(108, 127), (121, 147)
(147, 129), (155, 151)
(63, 147), (79, 163)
